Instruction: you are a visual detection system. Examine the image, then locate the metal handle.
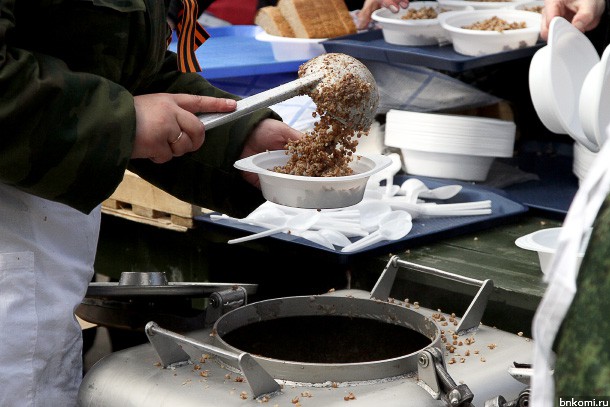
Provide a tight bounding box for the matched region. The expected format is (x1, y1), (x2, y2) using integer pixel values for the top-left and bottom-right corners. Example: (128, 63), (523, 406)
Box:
(198, 72), (323, 130)
(370, 256), (494, 333)
(145, 321), (281, 399)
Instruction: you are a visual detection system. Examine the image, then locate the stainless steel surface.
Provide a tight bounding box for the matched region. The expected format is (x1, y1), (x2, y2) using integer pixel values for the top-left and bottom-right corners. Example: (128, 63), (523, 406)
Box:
(212, 294), (441, 383)
(84, 281), (258, 298)
(79, 258), (533, 407)
(198, 73), (323, 130)
(118, 271), (168, 286)
(78, 303), (532, 406)
(456, 279), (494, 333)
(146, 322), (281, 398)
(417, 348), (474, 406)
(371, 257), (492, 333)
(199, 53), (379, 132)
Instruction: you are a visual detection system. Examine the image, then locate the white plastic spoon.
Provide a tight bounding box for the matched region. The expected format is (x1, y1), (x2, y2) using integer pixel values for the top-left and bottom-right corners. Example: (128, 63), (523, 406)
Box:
(399, 178), (462, 203)
(341, 210), (413, 253)
(418, 184), (463, 200)
(245, 206), (287, 224)
(311, 219), (369, 238)
(299, 230), (335, 249)
(355, 200), (392, 232)
(399, 178), (428, 203)
(210, 206), (286, 229)
(318, 229), (352, 247)
(381, 201), (491, 218)
(228, 211), (321, 244)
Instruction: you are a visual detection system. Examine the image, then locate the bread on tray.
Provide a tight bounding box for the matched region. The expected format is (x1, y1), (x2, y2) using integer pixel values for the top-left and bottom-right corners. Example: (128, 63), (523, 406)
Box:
(255, 0), (357, 39)
(254, 6), (296, 37)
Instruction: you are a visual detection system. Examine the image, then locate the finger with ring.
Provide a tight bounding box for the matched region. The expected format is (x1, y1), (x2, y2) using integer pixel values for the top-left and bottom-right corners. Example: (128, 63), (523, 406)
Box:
(170, 131), (183, 144)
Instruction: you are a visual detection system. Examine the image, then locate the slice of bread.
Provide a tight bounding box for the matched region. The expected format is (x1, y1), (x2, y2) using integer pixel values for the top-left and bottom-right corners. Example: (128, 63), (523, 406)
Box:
(255, 6), (296, 37)
(256, 0), (357, 39)
(278, 0), (357, 38)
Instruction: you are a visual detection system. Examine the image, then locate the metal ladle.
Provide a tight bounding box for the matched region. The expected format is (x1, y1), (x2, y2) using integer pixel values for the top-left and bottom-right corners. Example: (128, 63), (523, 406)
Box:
(198, 53), (379, 131)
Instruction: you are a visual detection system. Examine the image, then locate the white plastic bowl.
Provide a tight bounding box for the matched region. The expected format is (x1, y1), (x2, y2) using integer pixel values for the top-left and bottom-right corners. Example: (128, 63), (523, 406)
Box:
(384, 109), (517, 157)
(529, 17), (600, 152)
(234, 150), (392, 209)
(573, 141), (598, 184)
(579, 44), (610, 149)
(439, 0), (528, 9)
(438, 9), (541, 56)
(515, 227), (588, 274)
(514, 0), (544, 12)
(399, 149), (495, 181)
(371, 2), (470, 46)
(254, 29), (326, 61)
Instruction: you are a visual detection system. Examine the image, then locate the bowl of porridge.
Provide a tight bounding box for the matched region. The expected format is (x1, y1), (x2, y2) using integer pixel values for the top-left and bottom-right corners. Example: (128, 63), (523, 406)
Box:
(371, 1), (472, 46)
(438, 9), (542, 55)
(438, 0), (529, 10)
(514, 0), (544, 13)
(234, 151), (392, 209)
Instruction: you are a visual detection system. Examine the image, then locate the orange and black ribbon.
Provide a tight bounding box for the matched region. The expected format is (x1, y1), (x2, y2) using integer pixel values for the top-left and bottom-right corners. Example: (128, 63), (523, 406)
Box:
(174, 0), (209, 72)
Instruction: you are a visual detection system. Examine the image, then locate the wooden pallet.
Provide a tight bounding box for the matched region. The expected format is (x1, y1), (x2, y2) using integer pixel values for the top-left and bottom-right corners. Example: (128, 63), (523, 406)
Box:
(102, 171), (209, 232)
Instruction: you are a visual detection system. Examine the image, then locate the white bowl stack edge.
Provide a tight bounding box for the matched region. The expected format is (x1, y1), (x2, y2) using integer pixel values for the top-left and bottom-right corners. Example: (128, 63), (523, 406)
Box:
(384, 109), (516, 181)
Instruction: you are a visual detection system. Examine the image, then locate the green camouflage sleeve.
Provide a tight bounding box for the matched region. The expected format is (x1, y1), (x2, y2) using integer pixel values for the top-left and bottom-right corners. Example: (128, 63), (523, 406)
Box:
(0, 0), (280, 217)
(0, 0), (137, 214)
(128, 52), (282, 218)
(554, 195), (610, 398)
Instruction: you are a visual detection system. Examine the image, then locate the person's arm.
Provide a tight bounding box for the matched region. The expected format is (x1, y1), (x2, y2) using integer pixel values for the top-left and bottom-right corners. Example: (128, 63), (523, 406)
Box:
(541, 0), (607, 39)
(0, 1), (138, 214)
(127, 53), (302, 217)
(356, 0), (410, 30)
(0, 1), (238, 214)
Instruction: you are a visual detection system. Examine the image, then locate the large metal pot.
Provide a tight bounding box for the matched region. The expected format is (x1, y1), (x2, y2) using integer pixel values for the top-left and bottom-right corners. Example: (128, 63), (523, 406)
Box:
(213, 292), (440, 383)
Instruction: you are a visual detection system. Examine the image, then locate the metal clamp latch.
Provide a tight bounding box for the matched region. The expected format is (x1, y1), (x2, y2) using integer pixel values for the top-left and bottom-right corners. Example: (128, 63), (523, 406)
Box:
(204, 286), (248, 326)
(485, 388), (530, 407)
(417, 347), (474, 407)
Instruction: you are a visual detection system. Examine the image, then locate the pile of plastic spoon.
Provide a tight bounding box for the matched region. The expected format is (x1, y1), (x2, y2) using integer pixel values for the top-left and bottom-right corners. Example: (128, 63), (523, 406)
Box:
(399, 178), (463, 203)
(211, 169), (494, 251)
(341, 210), (413, 253)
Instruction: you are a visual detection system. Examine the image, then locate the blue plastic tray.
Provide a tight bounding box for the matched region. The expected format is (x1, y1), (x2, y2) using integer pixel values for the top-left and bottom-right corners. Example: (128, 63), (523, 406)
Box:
(502, 145), (578, 217)
(169, 26), (307, 80)
(195, 175), (528, 257)
(322, 30), (545, 72)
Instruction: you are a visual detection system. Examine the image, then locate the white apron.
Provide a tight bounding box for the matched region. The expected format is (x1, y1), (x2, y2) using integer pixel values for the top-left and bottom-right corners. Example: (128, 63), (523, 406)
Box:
(0, 184), (101, 407)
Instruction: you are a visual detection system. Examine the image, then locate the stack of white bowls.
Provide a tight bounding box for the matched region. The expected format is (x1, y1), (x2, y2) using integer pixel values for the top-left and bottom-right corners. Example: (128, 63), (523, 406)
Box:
(384, 109), (516, 181)
(573, 142), (598, 184)
(529, 17), (610, 154)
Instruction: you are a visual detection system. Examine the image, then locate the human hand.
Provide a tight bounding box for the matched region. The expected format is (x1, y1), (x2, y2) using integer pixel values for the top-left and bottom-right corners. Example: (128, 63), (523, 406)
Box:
(356, 0), (410, 30)
(540, 0), (606, 40)
(238, 119), (303, 188)
(132, 93), (237, 163)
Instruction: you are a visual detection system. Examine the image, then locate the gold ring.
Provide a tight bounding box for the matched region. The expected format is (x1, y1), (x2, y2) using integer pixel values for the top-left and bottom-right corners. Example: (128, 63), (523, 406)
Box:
(170, 131), (183, 145)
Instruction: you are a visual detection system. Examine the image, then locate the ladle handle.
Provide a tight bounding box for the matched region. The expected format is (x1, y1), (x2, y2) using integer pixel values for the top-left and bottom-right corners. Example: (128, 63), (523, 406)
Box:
(198, 72), (324, 130)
